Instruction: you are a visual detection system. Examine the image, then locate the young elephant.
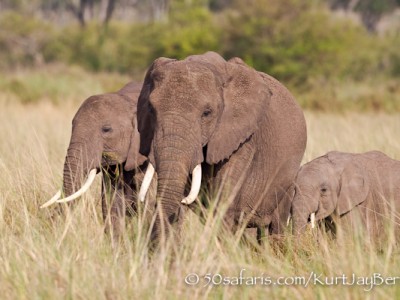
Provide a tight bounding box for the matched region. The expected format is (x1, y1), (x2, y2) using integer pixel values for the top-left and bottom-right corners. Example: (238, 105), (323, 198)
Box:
(42, 82), (155, 241)
(292, 151), (400, 240)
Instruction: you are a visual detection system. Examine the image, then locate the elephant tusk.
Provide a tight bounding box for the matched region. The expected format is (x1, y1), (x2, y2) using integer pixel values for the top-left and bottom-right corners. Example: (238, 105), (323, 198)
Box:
(56, 169), (97, 203)
(138, 163), (155, 202)
(286, 213), (291, 227)
(310, 212), (316, 229)
(40, 190), (62, 208)
(181, 164), (202, 205)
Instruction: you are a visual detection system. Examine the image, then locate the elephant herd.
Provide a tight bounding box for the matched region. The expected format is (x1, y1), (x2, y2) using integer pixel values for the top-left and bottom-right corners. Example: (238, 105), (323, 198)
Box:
(41, 51), (400, 247)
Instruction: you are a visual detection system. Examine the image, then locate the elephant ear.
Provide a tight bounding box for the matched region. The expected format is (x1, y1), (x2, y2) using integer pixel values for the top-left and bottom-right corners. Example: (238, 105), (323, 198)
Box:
(336, 164), (369, 216)
(206, 57), (268, 164)
(124, 115), (148, 171)
(137, 57), (176, 157)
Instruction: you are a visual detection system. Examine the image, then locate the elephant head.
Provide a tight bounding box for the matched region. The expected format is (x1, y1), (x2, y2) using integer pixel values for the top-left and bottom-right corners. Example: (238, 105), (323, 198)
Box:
(292, 151), (370, 235)
(42, 82), (147, 207)
(137, 51), (269, 243)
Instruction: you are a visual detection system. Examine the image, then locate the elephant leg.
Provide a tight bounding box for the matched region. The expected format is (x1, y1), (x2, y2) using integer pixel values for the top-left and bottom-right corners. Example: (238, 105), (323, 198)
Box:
(101, 182), (124, 244)
(101, 166), (132, 245)
(210, 141), (256, 232)
(257, 226), (267, 241)
(242, 226), (268, 245)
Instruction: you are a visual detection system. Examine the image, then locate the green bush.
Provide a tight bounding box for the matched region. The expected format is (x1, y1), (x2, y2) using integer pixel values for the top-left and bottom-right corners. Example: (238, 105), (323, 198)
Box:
(0, 12), (53, 68)
(386, 34), (400, 77)
(221, 0), (382, 86)
(42, 22), (154, 76)
(42, 1), (221, 76)
(152, 0), (222, 59)
(0, 65), (130, 105)
(0, 1), (398, 111)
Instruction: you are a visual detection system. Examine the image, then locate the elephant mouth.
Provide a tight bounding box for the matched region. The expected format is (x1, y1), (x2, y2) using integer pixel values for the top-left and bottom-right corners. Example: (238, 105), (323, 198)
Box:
(101, 152), (122, 166)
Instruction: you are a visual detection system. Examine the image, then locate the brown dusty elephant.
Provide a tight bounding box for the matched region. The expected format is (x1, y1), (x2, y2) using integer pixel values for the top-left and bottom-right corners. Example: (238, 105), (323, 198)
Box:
(42, 82), (155, 241)
(291, 151), (400, 242)
(137, 51), (307, 244)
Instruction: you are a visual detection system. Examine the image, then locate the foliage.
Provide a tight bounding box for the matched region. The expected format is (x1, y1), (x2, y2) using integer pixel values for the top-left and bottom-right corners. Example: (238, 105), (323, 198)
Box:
(0, 1), (399, 111)
(43, 22), (158, 75)
(152, 0), (222, 59)
(298, 78), (400, 113)
(329, 0), (400, 32)
(41, 1), (221, 74)
(0, 65), (130, 105)
(0, 12), (52, 69)
(386, 34), (400, 77)
(222, 0), (382, 86)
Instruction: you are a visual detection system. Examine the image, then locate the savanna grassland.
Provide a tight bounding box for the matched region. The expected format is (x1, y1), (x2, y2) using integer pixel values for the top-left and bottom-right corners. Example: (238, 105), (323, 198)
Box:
(0, 75), (399, 299)
(1, 0), (400, 298)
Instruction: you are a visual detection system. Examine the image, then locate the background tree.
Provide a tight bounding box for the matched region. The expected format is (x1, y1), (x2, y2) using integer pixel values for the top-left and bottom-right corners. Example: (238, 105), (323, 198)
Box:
(328, 0), (400, 32)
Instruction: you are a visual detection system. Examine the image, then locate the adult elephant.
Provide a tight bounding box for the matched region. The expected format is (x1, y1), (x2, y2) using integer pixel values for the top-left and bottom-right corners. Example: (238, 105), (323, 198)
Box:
(42, 82), (155, 241)
(137, 51), (307, 244)
(291, 151), (400, 241)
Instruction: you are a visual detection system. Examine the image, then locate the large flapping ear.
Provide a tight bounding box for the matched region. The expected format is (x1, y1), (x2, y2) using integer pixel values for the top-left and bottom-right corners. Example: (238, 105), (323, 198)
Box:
(115, 82), (146, 171)
(124, 115), (148, 171)
(335, 158), (370, 216)
(206, 57), (269, 164)
(137, 57), (176, 157)
(117, 81), (143, 99)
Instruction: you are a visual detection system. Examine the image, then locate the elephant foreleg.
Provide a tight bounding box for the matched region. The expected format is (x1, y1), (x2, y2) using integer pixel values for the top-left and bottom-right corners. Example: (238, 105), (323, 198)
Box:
(101, 166), (131, 245)
(210, 141), (256, 232)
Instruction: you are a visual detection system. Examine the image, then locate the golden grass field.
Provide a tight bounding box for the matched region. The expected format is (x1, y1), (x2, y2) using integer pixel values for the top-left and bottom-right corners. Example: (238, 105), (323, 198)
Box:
(0, 97), (400, 299)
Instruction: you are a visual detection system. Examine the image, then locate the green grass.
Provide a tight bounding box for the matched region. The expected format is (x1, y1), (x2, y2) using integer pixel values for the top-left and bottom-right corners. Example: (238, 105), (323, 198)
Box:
(297, 78), (400, 113)
(0, 64), (132, 105)
(0, 96), (400, 298)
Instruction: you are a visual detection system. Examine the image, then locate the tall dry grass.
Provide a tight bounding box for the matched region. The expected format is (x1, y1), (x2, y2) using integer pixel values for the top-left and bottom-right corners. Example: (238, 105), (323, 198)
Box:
(0, 100), (399, 299)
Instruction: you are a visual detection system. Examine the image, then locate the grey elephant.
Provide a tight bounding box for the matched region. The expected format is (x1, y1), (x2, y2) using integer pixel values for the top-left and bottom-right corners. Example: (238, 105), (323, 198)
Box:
(42, 82), (155, 241)
(137, 51), (307, 244)
(291, 151), (400, 241)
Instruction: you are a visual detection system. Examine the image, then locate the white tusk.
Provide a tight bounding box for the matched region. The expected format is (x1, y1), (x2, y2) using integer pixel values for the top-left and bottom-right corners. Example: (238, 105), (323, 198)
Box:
(286, 213), (291, 226)
(56, 169), (97, 203)
(138, 163), (155, 202)
(40, 190), (62, 208)
(181, 164), (202, 205)
(310, 212), (315, 229)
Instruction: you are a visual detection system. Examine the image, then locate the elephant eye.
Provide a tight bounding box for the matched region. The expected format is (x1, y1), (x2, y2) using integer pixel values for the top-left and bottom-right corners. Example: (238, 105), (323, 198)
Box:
(148, 103), (156, 115)
(202, 108), (212, 118)
(320, 187), (328, 193)
(102, 125), (113, 133)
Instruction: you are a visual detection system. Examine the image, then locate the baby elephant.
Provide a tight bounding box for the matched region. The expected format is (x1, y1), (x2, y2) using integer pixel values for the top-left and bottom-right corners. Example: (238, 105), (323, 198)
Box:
(292, 151), (400, 240)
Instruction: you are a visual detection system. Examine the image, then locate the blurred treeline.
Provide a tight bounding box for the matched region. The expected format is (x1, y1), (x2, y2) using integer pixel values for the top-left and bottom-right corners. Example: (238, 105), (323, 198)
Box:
(1, 0), (400, 112)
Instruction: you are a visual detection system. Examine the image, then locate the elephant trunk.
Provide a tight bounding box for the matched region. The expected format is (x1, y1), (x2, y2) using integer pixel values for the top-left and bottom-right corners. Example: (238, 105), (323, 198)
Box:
(151, 123), (202, 244)
(62, 149), (81, 198)
(152, 160), (188, 243)
(62, 142), (100, 198)
(292, 210), (309, 236)
(292, 194), (313, 236)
